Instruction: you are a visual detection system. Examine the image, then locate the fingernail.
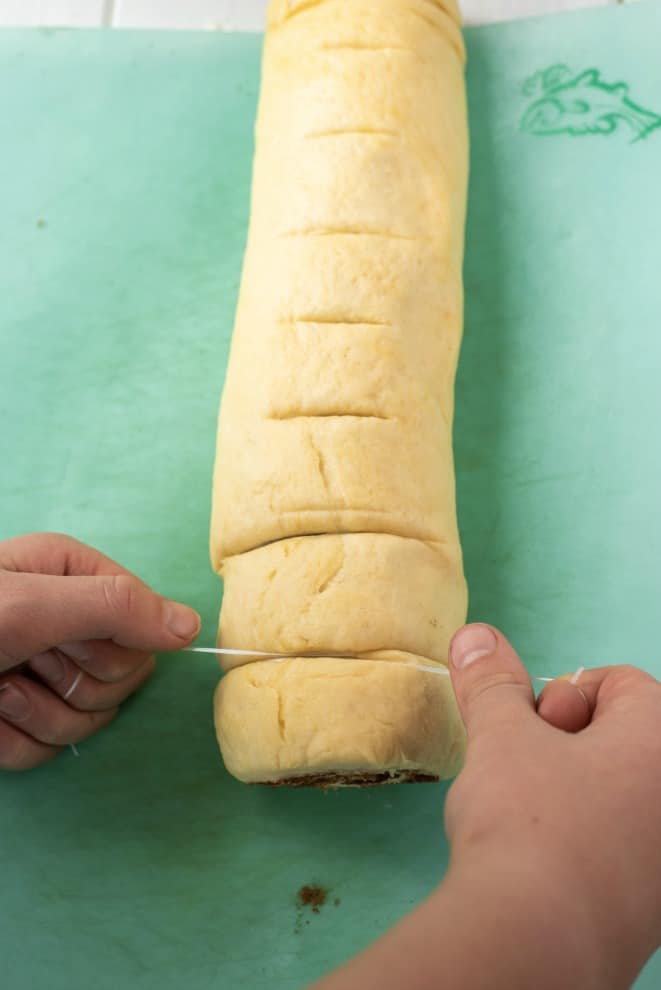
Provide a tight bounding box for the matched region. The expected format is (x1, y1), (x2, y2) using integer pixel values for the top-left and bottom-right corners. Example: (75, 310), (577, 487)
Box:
(164, 601), (201, 640)
(0, 684), (32, 721)
(31, 651), (66, 684)
(450, 624), (498, 669)
(59, 642), (91, 663)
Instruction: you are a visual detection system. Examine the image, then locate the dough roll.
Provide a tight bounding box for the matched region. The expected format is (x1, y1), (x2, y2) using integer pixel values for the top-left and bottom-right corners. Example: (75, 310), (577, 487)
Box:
(211, 0), (469, 786)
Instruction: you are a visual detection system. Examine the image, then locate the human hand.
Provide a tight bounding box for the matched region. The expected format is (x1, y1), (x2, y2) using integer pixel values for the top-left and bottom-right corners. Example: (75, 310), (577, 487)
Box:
(309, 626), (660, 990)
(445, 623), (661, 988)
(0, 532), (200, 770)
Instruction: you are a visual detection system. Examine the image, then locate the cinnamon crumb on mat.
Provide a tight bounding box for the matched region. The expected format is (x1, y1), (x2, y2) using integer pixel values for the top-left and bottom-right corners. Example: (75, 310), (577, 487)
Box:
(297, 885), (328, 914)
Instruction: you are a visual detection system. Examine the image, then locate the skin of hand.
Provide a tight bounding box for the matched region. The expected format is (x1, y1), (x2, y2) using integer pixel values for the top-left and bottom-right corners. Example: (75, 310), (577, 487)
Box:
(0, 532), (201, 770)
(312, 623), (661, 990)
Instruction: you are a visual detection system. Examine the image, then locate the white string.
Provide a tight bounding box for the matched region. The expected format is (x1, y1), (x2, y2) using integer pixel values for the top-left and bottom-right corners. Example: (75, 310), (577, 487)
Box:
(269, 655), (453, 676)
(184, 647), (578, 684)
(186, 647), (290, 658)
(63, 669), (83, 701)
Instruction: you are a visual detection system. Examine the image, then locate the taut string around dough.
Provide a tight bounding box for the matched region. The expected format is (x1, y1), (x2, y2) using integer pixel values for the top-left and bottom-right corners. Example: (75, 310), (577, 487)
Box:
(184, 647), (585, 686)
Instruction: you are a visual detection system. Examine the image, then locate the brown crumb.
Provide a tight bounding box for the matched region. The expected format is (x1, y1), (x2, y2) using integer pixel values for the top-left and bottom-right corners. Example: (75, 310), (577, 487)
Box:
(334, 897), (340, 907)
(297, 884), (328, 914)
(36, 218), (47, 228)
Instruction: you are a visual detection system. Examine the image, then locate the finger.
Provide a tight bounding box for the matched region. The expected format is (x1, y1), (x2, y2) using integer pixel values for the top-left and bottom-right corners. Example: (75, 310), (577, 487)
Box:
(0, 719), (59, 771)
(0, 532), (136, 579)
(0, 570), (200, 668)
(537, 665), (659, 733)
(57, 639), (153, 684)
(449, 623), (535, 739)
(28, 650), (156, 708)
(0, 674), (117, 746)
(572, 665), (659, 727)
(536, 679), (592, 733)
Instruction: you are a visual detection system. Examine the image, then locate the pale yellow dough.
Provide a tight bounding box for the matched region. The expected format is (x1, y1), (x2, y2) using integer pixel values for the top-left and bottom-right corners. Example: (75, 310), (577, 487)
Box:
(219, 533), (465, 667)
(211, 0), (469, 784)
(214, 657), (465, 785)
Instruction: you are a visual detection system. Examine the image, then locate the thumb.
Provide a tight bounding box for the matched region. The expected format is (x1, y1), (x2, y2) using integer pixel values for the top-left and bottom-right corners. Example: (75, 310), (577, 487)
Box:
(449, 623), (535, 738)
(0, 570), (201, 668)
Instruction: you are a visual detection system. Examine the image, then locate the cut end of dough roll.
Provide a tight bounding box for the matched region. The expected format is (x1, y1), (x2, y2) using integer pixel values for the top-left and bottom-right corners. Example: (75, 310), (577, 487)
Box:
(214, 657), (466, 786)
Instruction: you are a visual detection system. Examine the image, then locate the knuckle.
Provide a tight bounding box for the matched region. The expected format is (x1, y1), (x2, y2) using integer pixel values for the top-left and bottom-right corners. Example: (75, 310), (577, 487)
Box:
(73, 648), (151, 689)
(102, 574), (138, 618)
(96, 652), (153, 689)
(30, 532), (78, 571)
(104, 648), (150, 684)
(64, 685), (94, 711)
(633, 666), (659, 690)
(607, 664), (656, 695)
(87, 657), (126, 684)
(105, 661), (131, 683)
(37, 531), (72, 550)
(69, 693), (107, 713)
(93, 657), (129, 684)
(467, 671), (530, 706)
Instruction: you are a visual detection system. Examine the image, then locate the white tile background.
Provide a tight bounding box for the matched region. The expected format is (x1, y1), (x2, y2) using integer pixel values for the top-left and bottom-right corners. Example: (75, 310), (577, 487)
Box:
(0, 0), (640, 28)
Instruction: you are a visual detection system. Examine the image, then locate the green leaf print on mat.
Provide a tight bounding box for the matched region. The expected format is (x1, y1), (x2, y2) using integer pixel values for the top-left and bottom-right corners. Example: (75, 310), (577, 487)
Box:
(521, 64), (661, 142)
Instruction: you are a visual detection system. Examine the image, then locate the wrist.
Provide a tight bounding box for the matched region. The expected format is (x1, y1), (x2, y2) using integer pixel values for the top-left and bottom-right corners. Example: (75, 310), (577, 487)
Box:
(439, 847), (630, 990)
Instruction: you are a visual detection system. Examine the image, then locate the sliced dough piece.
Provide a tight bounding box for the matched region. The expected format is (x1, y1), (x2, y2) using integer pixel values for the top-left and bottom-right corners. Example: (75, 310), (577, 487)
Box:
(214, 657), (465, 786)
(218, 533), (466, 667)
